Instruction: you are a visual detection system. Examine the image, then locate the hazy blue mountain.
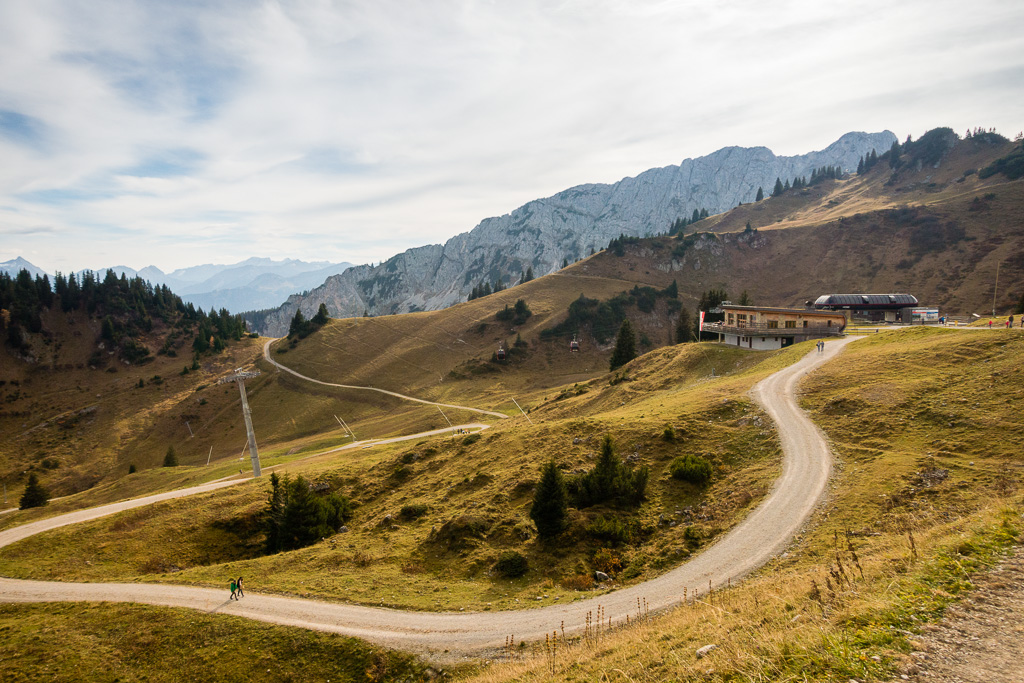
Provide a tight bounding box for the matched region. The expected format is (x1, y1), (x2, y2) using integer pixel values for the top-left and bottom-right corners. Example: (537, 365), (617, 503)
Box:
(7, 257), (352, 314)
(0, 257), (48, 279)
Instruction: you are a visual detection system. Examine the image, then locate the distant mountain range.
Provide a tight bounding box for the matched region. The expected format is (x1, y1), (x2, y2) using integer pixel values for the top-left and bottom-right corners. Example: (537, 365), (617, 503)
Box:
(249, 130), (897, 336)
(0, 257), (354, 314)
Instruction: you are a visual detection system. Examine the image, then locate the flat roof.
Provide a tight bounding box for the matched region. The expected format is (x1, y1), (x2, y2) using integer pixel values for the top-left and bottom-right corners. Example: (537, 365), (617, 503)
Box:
(813, 294), (918, 306)
(721, 305), (845, 316)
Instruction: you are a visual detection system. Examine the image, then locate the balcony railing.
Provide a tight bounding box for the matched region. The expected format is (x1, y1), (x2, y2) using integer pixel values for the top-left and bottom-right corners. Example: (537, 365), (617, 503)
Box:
(702, 322), (845, 337)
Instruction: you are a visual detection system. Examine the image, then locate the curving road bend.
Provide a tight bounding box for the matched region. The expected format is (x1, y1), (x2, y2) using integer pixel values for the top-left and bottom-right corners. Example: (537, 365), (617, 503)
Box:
(0, 337), (855, 656)
(263, 339), (509, 419)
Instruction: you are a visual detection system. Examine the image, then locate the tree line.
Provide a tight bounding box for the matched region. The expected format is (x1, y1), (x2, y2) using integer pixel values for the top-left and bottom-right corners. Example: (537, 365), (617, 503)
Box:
(1, 268), (248, 362)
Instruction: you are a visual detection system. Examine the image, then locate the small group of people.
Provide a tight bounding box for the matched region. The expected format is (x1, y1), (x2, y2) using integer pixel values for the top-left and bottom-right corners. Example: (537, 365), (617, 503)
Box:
(815, 340), (826, 352)
(987, 316), (1021, 328)
(229, 576), (244, 600)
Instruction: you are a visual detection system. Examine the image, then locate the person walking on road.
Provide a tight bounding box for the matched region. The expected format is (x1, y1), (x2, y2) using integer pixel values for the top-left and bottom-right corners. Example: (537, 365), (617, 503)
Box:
(236, 576), (244, 598)
(229, 578), (237, 600)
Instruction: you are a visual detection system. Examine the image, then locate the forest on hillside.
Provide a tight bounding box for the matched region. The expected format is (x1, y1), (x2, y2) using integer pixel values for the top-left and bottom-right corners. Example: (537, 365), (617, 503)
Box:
(0, 268), (250, 366)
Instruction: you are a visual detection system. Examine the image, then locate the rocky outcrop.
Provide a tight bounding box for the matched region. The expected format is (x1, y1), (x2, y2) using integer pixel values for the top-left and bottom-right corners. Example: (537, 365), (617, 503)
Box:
(253, 131), (895, 335)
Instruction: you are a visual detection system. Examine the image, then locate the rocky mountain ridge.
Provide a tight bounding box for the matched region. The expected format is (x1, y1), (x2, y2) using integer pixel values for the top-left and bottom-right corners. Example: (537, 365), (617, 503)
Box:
(251, 130), (895, 336)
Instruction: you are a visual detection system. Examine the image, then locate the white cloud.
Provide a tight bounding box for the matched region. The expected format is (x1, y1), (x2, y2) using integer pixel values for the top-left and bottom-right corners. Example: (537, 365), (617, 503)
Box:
(0, 0), (1022, 274)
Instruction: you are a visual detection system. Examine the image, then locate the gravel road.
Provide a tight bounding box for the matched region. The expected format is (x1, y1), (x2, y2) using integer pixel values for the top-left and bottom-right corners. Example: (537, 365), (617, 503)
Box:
(263, 339), (509, 419)
(0, 337), (855, 656)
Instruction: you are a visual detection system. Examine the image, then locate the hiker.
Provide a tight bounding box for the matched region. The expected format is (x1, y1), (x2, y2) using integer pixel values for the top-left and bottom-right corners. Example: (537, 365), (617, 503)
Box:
(989, 320), (993, 328)
(229, 578), (237, 600)
(236, 576), (244, 598)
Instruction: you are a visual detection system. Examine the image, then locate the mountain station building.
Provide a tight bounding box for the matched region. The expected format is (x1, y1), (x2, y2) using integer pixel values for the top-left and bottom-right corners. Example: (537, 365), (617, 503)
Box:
(703, 304), (847, 350)
(810, 293), (923, 323)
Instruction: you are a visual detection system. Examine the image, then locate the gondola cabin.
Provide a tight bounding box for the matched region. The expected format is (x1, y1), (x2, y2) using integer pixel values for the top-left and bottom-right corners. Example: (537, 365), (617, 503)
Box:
(496, 345), (506, 361)
(569, 336), (580, 352)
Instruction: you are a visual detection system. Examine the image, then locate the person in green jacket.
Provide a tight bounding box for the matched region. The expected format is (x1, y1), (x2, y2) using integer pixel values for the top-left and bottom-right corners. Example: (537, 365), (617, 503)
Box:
(229, 578), (237, 600)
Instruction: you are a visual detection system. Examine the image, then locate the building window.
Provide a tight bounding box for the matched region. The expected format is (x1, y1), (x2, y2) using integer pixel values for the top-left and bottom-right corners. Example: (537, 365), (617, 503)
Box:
(737, 314), (747, 322)
(803, 320), (808, 327)
(827, 320), (832, 327)
(768, 320), (778, 329)
(785, 320), (796, 329)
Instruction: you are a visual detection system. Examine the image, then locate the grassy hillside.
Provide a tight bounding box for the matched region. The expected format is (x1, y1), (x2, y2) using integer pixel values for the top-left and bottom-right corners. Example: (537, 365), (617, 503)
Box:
(461, 327), (1024, 682)
(4, 128), (1020, 508)
(0, 341), (798, 612)
(2, 328), (1021, 683)
(0, 602), (429, 683)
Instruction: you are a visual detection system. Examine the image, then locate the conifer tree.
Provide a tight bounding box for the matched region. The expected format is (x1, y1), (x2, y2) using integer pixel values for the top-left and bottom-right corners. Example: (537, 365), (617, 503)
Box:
(675, 308), (692, 343)
(530, 461), (569, 538)
(773, 177), (784, 196)
(163, 446), (178, 467)
(312, 303), (329, 326)
(288, 309), (306, 338)
(609, 319), (637, 370)
(19, 473), (49, 509)
(755, 186), (764, 201)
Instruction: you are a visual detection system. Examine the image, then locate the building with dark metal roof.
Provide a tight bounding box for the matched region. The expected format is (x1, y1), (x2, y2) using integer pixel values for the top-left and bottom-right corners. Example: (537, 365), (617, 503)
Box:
(810, 293), (920, 322)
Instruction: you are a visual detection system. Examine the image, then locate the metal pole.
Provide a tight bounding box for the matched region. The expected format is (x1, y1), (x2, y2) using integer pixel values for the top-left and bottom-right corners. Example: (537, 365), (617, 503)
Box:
(510, 397), (533, 425)
(436, 405), (454, 434)
(993, 261), (1000, 317)
(236, 379), (262, 477)
(206, 446), (213, 466)
(334, 414), (354, 440)
(185, 421), (194, 438)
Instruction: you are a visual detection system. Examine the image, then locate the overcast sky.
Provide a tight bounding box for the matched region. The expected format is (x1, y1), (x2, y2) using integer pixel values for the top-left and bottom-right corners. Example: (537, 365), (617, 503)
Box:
(1, 0), (1022, 274)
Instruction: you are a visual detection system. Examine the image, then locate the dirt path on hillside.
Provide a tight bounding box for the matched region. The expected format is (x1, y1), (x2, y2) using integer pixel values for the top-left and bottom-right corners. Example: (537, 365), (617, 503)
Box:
(262, 339), (510, 419)
(894, 545), (1024, 683)
(0, 338), (855, 657)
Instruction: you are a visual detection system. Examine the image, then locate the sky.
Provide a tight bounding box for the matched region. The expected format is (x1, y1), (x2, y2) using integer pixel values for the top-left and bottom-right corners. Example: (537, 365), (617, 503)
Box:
(1, 0), (1022, 275)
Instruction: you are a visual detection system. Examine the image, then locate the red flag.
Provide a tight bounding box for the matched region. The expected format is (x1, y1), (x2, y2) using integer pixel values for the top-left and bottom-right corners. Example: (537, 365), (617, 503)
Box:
(699, 310), (705, 332)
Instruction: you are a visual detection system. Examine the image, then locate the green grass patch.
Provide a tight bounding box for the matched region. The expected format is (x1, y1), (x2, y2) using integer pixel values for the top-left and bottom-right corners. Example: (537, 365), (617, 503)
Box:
(0, 602), (428, 683)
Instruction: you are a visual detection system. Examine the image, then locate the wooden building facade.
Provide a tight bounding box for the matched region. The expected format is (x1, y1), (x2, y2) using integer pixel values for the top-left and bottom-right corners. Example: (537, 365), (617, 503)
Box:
(703, 305), (847, 350)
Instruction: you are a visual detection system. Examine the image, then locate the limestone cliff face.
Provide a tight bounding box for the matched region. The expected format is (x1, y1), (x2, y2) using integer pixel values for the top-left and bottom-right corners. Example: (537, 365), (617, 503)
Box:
(254, 131), (895, 335)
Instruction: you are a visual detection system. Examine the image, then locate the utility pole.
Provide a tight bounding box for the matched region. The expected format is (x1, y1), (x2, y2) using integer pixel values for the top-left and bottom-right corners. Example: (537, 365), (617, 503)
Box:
(218, 368), (263, 477)
(510, 397), (533, 425)
(993, 261), (1001, 317)
(334, 414), (355, 440)
(436, 406), (454, 435)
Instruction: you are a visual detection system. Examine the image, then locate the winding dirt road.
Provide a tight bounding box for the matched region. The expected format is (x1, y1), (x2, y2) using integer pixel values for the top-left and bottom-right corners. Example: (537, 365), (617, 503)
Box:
(0, 337), (855, 656)
(263, 339), (509, 419)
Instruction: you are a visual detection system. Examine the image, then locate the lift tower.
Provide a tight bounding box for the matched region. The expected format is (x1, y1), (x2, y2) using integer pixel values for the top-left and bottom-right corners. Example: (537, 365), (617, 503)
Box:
(219, 368), (263, 477)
